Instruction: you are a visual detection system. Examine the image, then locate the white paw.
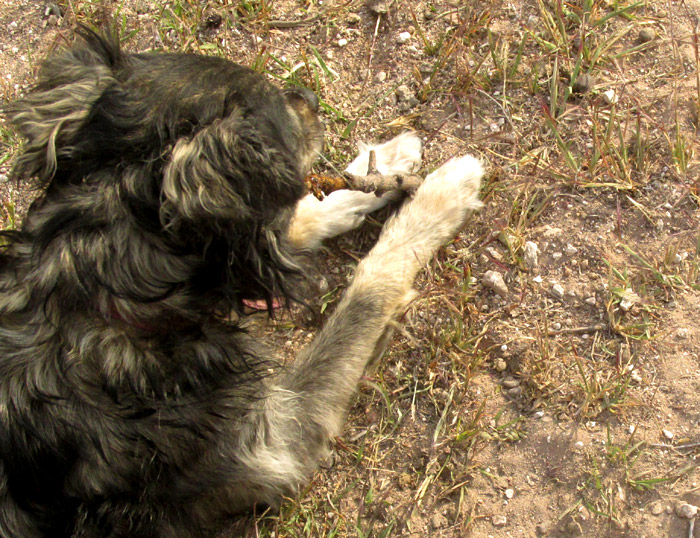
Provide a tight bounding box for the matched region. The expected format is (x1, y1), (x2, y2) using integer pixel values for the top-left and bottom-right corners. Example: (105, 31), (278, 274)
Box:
(322, 190), (392, 231)
(345, 131), (423, 176)
(420, 155), (484, 213)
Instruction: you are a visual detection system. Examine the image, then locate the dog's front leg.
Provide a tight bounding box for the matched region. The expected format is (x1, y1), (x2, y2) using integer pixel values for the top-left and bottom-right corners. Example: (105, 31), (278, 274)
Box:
(237, 155), (483, 507)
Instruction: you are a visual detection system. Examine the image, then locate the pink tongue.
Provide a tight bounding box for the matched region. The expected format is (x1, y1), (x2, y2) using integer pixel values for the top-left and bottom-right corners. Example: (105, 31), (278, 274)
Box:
(242, 298), (282, 311)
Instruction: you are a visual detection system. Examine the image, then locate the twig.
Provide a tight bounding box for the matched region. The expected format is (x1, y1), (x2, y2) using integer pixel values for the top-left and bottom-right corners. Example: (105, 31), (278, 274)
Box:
(306, 149), (424, 197)
(547, 324), (607, 336)
(360, 12), (382, 96)
(343, 151), (422, 194)
(650, 441), (700, 450)
(266, 16), (320, 28)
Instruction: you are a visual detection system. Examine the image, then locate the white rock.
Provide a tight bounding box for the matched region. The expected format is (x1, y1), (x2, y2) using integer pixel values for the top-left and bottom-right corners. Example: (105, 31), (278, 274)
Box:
(650, 503), (665, 515)
(346, 12), (362, 24)
(552, 252), (563, 260)
(486, 246), (504, 263)
(552, 283), (565, 299)
(676, 503), (698, 519)
(483, 271), (508, 297)
(397, 31), (411, 44)
(505, 488), (514, 499)
(492, 514), (507, 527)
(618, 289), (640, 312)
(523, 241), (539, 268)
(337, 38), (348, 47)
(630, 370), (642, 383)
(676, 328), (689, 339)
(584, 296), (596, 305)
(374, 71), (387, 82)
(603, 89), (618, 104)
(395, 84), (415, 103)
(564, 244), (578, 256)
(662, 429), (674, 440)
(533, 275), (543, 283)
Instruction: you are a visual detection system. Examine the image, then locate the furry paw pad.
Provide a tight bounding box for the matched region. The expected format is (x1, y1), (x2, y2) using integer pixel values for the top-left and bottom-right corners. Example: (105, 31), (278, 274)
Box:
(421, 155), (484, 213)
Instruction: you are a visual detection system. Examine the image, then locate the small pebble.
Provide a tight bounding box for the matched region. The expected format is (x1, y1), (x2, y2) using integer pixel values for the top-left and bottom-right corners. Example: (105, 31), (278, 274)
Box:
(505, 488), (514, 499)
(431, 513), (448, 529)
(676, 328), (689, 339)
(492, 514), (507, 527)
(584, 296), (596, 306)
(337, 38), (348, 47)
(45, 2), (61, 16)
(368, 0), (389, 15)
(564, 244), (578, 256)
(619, 291), (640, 312)
(494, 358), (507, 372)
(676, 503), (698, 519)
(651, 503), (665, 515)
(374, 71), (387, 83)
(523, 241), (539, 268)
(483, 271), (508, 297)
(346, 12), (362, 25)
(507, 386), (522, 397)
(603, 89), (618, 104)
(395, 84), (415, 103)
(397, 31), (411, 44)
(502, 377), (520, 389)
(662, 429), (674, 440)
(552, 283), (565, 299)
(638, 28), (655, 43)
(486, 246), (504, 263)
(573, 73), (594, 94)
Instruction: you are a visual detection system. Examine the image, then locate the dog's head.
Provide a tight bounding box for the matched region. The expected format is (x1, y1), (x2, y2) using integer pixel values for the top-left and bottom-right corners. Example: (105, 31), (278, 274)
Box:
(6, 28), (323, 316)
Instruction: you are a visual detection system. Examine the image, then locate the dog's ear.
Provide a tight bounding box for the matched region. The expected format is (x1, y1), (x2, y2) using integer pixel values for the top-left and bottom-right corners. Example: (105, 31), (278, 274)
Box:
(160, 112), (305, 235)
(6, 28), (120, 184)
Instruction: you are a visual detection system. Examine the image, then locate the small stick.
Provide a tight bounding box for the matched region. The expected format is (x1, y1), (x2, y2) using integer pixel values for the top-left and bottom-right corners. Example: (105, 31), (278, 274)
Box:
(547, 324), (607, 336)
(342, 149), (422, 195)
(650, 441), (700, 450)
(367, 150), (378, 175)
(305, 149), (424, 198)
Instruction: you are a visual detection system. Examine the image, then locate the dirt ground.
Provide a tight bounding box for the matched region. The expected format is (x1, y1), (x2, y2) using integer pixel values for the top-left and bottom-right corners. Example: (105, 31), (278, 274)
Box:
(1, 0), (699, 537)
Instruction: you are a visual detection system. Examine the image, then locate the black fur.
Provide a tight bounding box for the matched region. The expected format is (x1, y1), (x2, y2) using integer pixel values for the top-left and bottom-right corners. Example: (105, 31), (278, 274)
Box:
(1, 29), (323, 537)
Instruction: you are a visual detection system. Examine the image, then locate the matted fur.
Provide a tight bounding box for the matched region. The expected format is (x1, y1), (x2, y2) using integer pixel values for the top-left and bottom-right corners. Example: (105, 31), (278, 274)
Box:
(0, 29), (482, 538)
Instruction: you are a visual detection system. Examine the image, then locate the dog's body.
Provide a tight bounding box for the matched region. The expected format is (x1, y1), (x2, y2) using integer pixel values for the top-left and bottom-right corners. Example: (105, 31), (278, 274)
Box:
(0, 30), (482, 537)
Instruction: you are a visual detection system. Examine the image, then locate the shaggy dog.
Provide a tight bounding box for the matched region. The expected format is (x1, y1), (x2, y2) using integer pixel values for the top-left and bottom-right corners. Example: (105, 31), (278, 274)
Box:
(0, 29), (483, 537)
